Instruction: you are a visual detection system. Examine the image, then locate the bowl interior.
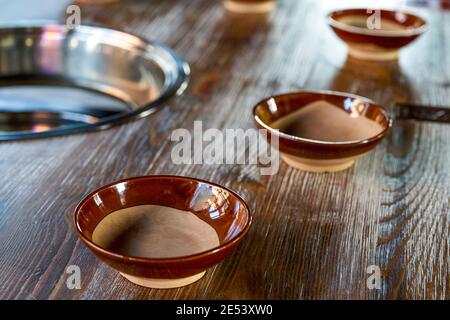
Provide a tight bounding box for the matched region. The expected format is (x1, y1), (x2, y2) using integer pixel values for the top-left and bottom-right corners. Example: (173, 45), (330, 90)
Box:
(254, 91), (390, 143)
(328, 9), (426, 35)
(75, 176), (251, 258)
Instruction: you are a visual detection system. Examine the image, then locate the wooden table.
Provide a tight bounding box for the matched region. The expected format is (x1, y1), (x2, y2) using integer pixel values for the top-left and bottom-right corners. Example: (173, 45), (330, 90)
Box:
(1, 0), (449, 300)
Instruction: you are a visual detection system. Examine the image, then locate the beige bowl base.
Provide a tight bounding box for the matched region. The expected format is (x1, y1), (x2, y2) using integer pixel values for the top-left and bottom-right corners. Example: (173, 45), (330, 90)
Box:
(75, 0), (119, 3)
(347, 45), (399, 61)
(120, 271), (206, 289)
(224, 0), (275, 13)
(281, 153), (358, 173)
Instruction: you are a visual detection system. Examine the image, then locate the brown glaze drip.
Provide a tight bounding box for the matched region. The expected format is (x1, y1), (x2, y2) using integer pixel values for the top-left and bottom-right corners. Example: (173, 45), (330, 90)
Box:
(92, 205), (220, 258)
(271, 101), (383, 142)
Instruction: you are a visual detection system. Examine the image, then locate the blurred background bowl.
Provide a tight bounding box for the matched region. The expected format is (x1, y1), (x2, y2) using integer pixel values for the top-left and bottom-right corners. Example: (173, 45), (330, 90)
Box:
(327, 8), (427, 61)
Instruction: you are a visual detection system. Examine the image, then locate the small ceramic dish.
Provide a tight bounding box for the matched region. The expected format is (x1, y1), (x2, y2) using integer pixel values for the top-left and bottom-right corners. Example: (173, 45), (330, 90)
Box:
(74, 176), (252, 289)
(327, 8), (427, 61)
(253, 90), (391, 172)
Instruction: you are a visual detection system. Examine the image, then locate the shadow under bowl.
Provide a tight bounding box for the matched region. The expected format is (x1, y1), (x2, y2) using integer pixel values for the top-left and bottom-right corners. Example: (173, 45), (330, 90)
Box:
(74, 175), (252, 289)
(253, 90), (391, 172)
(327, 8), (427, 61)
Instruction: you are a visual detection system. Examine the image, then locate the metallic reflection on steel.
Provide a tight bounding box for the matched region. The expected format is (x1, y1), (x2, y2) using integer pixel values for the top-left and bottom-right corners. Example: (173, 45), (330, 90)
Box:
(0, 23), (189, 140)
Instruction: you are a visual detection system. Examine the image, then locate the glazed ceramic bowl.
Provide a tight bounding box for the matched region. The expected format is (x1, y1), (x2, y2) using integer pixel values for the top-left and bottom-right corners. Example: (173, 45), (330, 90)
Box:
(327, 9), (427, 61)
(74, 176), (252, 289)
(253, 90), (391, 172)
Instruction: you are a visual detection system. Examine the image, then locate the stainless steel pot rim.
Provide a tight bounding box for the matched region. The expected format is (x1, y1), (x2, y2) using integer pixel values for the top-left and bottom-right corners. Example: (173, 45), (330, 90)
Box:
(0, 21), (190, 141)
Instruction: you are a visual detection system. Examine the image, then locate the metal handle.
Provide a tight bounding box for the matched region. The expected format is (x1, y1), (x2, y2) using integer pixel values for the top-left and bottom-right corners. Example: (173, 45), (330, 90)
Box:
(394, 103), (450, 123)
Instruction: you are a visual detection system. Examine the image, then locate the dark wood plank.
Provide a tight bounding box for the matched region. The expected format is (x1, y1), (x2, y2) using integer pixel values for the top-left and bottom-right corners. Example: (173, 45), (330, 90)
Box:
(0, 0), (449, 300)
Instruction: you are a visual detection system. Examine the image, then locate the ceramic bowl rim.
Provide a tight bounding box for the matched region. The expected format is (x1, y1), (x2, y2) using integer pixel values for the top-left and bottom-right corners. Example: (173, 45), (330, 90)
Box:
(74, 175), (252, 264)
(253, 89), (392, 146)
(326, 8), (428, 37)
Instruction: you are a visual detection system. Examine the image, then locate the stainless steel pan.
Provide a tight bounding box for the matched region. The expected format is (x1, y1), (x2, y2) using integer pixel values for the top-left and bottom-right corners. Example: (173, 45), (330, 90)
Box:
(0, 23), (189, 140)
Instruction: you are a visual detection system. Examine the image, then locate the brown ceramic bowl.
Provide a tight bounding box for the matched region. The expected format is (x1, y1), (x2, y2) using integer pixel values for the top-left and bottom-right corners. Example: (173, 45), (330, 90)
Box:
(253, 90), (391, 172)
(327, 9), (427, 61)
(74, 175), (252, 289)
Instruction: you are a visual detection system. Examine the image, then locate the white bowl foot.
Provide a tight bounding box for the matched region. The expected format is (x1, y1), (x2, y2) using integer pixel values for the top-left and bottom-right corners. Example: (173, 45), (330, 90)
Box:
(281, 154), (357, 172)
(120, 271), (206, 289)
(224, 0), (275, 14)
(347, 45), (399, 61)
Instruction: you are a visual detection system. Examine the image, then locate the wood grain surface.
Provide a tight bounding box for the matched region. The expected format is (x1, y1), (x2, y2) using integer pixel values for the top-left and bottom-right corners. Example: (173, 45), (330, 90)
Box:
(0, 0), (449, 300)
